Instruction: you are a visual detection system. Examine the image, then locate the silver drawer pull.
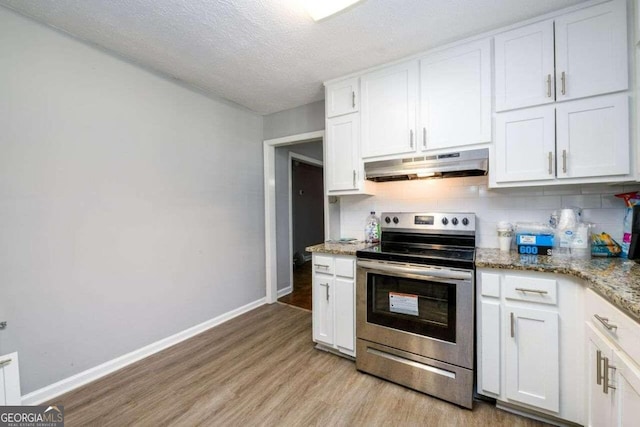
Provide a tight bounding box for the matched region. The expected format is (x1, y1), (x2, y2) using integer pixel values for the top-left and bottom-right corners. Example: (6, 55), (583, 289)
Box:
(314, 264), (330, 269)
(594, 314), (618, 331)
(596, 350), (603, 385)
(0, 358), (12, 367)
(603, 356), (616, 394)
(515, 288), (548, 295)
(319, 282), (330, 301)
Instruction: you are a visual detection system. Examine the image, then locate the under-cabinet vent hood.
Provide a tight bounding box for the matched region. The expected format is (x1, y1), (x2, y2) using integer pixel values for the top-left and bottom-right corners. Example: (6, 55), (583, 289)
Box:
(364, 148), (489, 182)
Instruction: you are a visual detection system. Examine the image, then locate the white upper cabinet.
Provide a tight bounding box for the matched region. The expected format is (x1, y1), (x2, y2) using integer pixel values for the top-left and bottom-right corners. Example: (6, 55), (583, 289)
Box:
(419, 39), (492, 150)
(326, 77), (359, 118)
(555, 0), (628, 101)
(360, 60), (418, 159)
(556, 94), (629, 179)
(495, 105), (556, 183)
(325, 113), (361, 192)
(495, 20), (555, 111)
(495, 0), (628, 112)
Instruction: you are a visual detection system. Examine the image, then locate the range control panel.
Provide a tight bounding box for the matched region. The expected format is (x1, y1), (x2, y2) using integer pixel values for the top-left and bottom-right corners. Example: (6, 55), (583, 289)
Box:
(381, 212), (476, 232)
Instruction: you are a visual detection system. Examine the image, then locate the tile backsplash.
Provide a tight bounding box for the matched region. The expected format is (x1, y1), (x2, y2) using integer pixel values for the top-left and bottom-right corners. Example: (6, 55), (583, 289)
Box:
(339, 176), (639, 248)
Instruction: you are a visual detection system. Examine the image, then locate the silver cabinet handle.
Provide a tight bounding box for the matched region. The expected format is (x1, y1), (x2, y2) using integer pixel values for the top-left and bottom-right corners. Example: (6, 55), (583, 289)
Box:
(423, 128), (427, 148)
(314, 264), (330, 269)
(594, 314), (618, 331)
(561, 71), (566, 95)
(596, 349), (603, 385)
(352, 91), (356, 108)
(515, 287), (548, 295)
(353, 169), (356, 187)
(0, 358), (11, 368)
(603, 356), (616, 394)
(510, 312), (515, 338)
(319, 282), (330, 301)
(546, 74), (552, 98)
(548, 152), (553, 175)
(562, 150), (567, 173)
(410, 129), (414, 148)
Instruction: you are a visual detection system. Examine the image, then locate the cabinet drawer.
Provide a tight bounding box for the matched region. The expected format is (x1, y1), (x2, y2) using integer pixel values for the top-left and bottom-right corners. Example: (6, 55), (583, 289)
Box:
(334, 257), (355, 278)
(313, 255), (334, 275)
(587, 289), (640, 363)
(504, 275), (557, 305)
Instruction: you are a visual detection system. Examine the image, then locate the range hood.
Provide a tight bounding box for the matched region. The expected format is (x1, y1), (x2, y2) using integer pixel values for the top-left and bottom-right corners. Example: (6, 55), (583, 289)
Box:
(364, 148), (489, 182)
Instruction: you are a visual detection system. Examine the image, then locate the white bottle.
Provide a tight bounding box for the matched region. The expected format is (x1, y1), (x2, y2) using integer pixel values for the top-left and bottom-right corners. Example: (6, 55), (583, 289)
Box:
(364, 211), (380, 243)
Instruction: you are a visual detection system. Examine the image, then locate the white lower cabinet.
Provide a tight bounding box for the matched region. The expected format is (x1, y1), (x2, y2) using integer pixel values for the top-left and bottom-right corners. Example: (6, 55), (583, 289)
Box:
(504, 306), (559, 412)
(477, 269), (584, 424)
(586, 290), (640, 426)
(312, 253), (356, 357)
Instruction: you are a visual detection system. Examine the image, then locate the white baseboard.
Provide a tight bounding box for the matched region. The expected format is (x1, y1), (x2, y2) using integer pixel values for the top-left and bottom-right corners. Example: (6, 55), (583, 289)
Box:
(277, 286), (292, 298)
(21, 297), (266, 405)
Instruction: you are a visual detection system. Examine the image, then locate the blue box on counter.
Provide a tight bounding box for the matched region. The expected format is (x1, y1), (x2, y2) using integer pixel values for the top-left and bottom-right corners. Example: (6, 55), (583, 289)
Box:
(516, 233), (554, 256)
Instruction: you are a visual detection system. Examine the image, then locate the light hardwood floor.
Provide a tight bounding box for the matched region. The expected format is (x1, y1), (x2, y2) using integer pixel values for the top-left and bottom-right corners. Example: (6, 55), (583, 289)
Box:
(50, 303), (548, 426)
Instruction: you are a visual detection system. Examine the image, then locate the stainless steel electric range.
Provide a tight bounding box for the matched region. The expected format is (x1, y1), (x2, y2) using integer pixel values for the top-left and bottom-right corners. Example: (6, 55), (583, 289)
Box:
(355, 212), (476, 409)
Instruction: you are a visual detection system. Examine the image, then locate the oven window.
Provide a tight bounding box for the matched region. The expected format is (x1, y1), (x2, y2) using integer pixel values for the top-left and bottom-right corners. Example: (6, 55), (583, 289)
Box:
(367, 272), (456, 343)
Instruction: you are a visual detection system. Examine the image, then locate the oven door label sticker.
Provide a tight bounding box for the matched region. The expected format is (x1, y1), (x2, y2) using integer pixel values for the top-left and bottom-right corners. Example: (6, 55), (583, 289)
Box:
(389, 292), (419, 316)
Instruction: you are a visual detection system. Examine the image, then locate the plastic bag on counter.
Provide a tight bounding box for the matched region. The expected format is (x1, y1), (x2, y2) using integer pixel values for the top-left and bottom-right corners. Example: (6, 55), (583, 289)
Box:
(615, 192), (640, 257)
(591, 232), (622, 257)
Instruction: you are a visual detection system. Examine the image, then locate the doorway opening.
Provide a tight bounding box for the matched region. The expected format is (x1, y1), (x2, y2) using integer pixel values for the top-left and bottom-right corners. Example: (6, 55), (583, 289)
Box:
(263, 130), (327, 306)
(278, 154), (324, 310)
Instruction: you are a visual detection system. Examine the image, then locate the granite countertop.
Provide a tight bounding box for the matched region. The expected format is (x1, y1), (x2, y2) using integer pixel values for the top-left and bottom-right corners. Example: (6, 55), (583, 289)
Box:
(476, 248), (640, 323)
(306, 241), (374, 256)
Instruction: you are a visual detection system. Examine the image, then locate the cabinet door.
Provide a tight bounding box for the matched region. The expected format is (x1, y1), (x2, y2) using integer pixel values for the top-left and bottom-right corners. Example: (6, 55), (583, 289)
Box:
(361, 60), (418, 158)
(326, 113), (360, 192)
(419, 39), (491, 150)
(495, 106), (556, 183)
(478, 300), (501, 396)
(0, 353), (21, 405)
(326, 78), (359, 118)
(334, 277), (355, 354)
(556, 94), (629, 179)
(505, 306), (559, 412)
(613, 350), (640, 427)
(586, 324), (615, 427)
(494, 20), (555, 111)
(555, 0), (628, 101)
(313, 273), (334, 346)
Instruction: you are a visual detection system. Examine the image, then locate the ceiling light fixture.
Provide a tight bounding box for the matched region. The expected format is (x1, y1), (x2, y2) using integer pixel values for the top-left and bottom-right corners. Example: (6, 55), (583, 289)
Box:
(302, 0), (363, 21)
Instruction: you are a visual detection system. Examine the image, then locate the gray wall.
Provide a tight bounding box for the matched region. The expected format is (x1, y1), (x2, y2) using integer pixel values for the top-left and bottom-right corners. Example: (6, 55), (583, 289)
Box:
(0, 7), (264, 394)
(275, 142), (323, 291)
(263, 100), (325, 140)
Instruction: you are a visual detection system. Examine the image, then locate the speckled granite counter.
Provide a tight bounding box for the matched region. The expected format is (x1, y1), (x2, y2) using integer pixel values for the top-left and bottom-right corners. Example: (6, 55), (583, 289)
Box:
(476, 248), (640, 323)
(306, 241), (374, 256)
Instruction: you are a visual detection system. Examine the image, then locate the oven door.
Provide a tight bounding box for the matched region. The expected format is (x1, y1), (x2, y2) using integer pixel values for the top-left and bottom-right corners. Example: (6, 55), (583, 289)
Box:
(356, 259), (474, 369)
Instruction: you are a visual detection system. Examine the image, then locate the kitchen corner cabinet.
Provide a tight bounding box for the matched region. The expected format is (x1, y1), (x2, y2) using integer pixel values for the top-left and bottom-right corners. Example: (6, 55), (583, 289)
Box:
(585, 289), (640, 427)
(326, 78), (359, 118)
(494, 0), (628, 112)
(312, 253), (356, 357)
(419, 38), (492, 150)
(477, 269), (584, 424)
(360, 60), (418, 159)
(494, 94), (630, 185)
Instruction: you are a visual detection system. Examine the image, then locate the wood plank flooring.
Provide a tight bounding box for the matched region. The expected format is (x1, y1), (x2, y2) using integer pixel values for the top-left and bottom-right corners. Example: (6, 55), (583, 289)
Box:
(278, 260), (312, 311)
(49, 304), (549, 426)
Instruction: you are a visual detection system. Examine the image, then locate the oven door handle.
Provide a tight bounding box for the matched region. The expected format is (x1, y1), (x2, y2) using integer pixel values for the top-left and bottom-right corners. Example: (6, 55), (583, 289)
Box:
(357, 260), (472, 281)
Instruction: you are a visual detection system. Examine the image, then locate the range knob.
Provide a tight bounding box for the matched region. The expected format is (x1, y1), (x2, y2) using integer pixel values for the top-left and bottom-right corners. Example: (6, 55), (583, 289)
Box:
(451, 217), (459, 226)
(393, 216), (399, 224)
(385, 216), (391, 224)
(462, 217), (469, 226)
(441, 217), (449, 225)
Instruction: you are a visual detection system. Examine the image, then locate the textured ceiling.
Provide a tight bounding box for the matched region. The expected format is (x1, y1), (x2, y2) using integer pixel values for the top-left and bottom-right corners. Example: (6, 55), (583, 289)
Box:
(0, 0), (588, 114)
